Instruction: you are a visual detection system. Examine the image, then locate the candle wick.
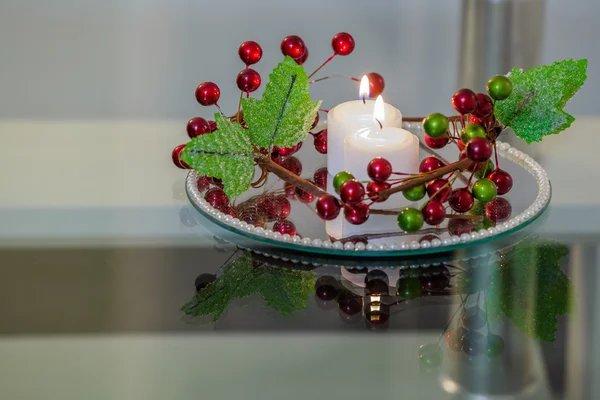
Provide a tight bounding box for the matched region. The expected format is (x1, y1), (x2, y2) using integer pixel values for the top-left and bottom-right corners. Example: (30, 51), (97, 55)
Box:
(375, 118), (383, 129)
(362, 96), (366, 104)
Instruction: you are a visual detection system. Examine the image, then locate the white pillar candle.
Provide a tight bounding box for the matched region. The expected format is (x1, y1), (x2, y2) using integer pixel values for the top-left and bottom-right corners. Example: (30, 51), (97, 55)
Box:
(326, 76), (403, 175)
(343, 95), (419, 210)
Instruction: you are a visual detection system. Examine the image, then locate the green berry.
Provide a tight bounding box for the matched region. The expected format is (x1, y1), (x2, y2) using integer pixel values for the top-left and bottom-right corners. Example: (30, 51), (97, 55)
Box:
(333, 171), (354, 194)
(422, 113), (449, 138)
(398, 207), (424, 233)
(472, 178), (497, 203)
(418, 343), (443, 368)
(486, 75), (512, 101)
(475, 160), (495, 179)
(461, 123), (487, 145)
(397, 277), (422, 299)
(486, 334), (505, 358)
(403, 184), (426, 201)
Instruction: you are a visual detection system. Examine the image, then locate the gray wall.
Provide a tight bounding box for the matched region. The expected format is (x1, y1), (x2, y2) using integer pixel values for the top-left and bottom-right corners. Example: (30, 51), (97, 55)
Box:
(0, 0), (597, 120)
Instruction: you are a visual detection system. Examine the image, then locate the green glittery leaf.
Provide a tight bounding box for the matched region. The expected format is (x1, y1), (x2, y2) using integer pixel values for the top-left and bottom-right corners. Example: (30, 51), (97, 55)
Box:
(181, 113), (254, 198)
(485, 238), (573, 341)
(494, 59), (588, 143)
(242, 56), (321, 150)
(181, 253), (315, 321)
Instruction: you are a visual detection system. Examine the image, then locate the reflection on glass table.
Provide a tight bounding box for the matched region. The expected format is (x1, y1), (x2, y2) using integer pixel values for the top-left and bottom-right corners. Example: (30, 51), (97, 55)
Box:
(183, 237), (572, 398)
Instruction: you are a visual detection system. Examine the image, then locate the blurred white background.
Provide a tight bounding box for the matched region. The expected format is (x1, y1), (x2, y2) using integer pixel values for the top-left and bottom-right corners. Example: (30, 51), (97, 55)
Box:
(0, 0), (597, 121)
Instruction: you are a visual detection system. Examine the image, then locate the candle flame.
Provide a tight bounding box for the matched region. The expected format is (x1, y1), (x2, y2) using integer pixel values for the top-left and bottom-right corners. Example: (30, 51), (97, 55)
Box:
(359, 75), (370, 99)
(373, 95), (385, 122)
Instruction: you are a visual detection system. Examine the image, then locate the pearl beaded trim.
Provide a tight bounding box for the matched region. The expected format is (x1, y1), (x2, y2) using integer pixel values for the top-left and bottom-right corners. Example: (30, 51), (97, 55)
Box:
(185, 128), (550, 255)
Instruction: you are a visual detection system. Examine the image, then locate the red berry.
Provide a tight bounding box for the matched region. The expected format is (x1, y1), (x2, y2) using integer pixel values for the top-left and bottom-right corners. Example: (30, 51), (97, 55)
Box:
(295, 47), (309, 65)
(273, 142), (303, 158)
(294, 185), (315, 203)
(473, 93), (493, 117)
(197, 176), (210, 192)
(172, 144), (190, 169)
(424, 133), (449, 149)
(366, 72), (385, 97)
(283, 183), (296, 199)
(222, 206), (237, 218)
(204, 188), (228, 209)
(451, 88), (478, 115)
(367, 157), (392, 182)
(469, 114), (483, 124)
(466, 137), (493, 162)
(448, 218), (473, 236)
(311, 112), (320, 130)
(313, 167), (328, 190)
(459, 150), (483, 172)
(313, 129), (327, 154)
(422, 200), (446, 225)
(487, 169), (513, 195)
(260, 195), (291, 221)
(316, 195), (342, 221)
(208, 120), (217, 132)
(331, 32), (355, 56)
(187, 117), (210, 138)
(339, 179), (365, 204)
(281, 35), (306, 59)
(273, 220), (297, 236)
(427, 178), (452, 202)
(274, 156), (302, 175)
(448, 188), (474, 213)
(195, 82), (220, 106)
(344, 202), (370, 225)
(485, 197), (512, 222)
(238, 41), (263, 65)
(236, 69), (261, 92)
(366, 181), (390, 202)
(419, 157), (445, 173)
(457, 139), (466, 150)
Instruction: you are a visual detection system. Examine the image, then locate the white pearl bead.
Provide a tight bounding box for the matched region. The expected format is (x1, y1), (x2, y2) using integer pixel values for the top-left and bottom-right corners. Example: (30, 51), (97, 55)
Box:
(224, 216), (233, 223)
(378, 244), (387, 251)
(254, 227), (264, 234)
(451, 236), (461, 244)
(431, 239), (441, 247)
(460, 233), (471, 242)
(301, 237), (312, 246)
(291, 236), (301, 244)
(344, 242), (354, 251)
(442, 238), (451, 246)
(389, 243), (399, 250)
(410, 241), (420, 249)
(231, 219), (239, 226)
(479, 230), (487, 238)
(263, 231), (271, 238)
(470, 232), (479, 241)
(420, 241), (431, 249)
(366, 243), (376, 251)
(246, 225), (254, 232)
(333, 241), (343, 250)
(355, 242), (366, 251)
(312, 239), (322, 247)
(400, 242), (409, 250)
(272, 233), (281, 241)
(282, 234), (291, 242)
(321, 241), (332, 249)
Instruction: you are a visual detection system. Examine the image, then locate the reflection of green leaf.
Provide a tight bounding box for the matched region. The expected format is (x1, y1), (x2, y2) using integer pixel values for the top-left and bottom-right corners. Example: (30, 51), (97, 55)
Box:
(486, 238), (572, 341)
(181, 253), (315, 321)
(242, 56), (321, 150)
(181, 114), (255, 198)
(494, 59), (587, 143)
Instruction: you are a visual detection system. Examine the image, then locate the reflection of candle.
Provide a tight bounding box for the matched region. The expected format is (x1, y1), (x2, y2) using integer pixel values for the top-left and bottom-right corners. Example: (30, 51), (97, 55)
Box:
(344, 96), (419, 210)
(326, 76), (403, 175)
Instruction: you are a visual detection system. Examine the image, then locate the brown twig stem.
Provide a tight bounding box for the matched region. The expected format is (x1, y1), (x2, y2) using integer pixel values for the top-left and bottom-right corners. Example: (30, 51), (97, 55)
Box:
(307, 53), (337, 80)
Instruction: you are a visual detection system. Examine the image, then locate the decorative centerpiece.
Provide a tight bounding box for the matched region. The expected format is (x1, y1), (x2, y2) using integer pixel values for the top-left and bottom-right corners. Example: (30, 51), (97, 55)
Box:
(172, 33), (587, 255)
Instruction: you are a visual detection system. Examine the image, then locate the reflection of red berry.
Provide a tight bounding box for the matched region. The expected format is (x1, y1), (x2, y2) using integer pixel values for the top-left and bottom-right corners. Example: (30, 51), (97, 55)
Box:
(340, 179), (365, 204)
(422, 200), (446, 225)
(260, 195), (291, 221)
(344, 202), (370, 225)
(281, 35), (306, 59)
(485, 197), (512, 222)
(316, 195), (342, 220)
(426, 178), (451, 202)
(367, 157), (392, 183)
(172, 144), (190, 169)
(311, 113), (320, 130)
(313, 167), (328, 190)
(196, 176), (210, 192)
(451, 88), (478, 115)
(295, 186), (315, 203)
(273, 142), (303, 158)
(273, 220), (297, 236)
(274, 156), (302, 176)
(419, 157), (445, 173)
(205, 188), (228, 209)
(187, 117), (210, 138)
(448, 218), (473, 236)
(332, 32), (355, 56)
(238, 41), (263, 65)
(487, 169), (513, 195)
(195, 82), (220, 106)
(236, 69), (261, 92)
